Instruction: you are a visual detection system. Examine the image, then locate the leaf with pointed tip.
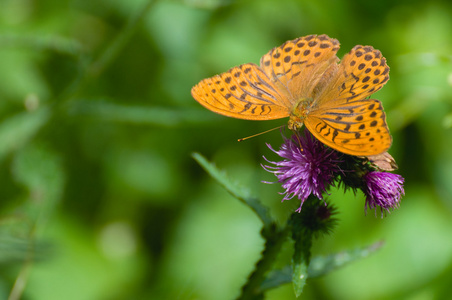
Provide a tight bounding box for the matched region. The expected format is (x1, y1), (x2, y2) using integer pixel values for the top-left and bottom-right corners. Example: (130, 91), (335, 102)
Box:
(291, 224), (312, 297)
(192, 152), (273, 229)
(12, 143), (65, 221)
(292, 259), (308, 297)
(308, 241), (384, 278)
(0, 233), (51, 263)
(69, 100), (217, 126)
(261, 241), (384, 291)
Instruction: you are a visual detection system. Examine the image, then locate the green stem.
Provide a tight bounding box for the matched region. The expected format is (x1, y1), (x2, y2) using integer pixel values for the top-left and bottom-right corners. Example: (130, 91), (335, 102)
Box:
(238, 225), (289, 300)
(58, 0), (157, 105)
(87, 0), (157, 79)
(8, 187), (47, 300)
(293, 231), (313, 267)
(8, 248), (33, 300)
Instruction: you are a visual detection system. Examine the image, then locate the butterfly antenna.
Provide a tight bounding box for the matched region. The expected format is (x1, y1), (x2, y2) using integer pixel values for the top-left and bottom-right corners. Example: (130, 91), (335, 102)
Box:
(294, 130), (303, 151)
(238, 125), (285, 142)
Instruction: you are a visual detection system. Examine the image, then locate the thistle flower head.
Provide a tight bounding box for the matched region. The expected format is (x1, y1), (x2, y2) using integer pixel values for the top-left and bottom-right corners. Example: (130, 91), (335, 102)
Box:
(363, 171), (405, 217)
(262, 129), (341, 212)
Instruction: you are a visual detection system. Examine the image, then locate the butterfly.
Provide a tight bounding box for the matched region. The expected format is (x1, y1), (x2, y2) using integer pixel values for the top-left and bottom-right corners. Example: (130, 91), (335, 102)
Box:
(191, 34), (392, 156)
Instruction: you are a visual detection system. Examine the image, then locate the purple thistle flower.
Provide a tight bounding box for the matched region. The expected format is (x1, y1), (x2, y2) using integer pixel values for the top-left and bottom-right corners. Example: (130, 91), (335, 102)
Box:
(262, 129), (341, 212)
(363, 171), (405, 217)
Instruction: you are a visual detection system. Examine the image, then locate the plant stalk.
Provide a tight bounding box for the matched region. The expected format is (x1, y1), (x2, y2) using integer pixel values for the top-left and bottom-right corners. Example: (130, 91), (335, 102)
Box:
(238, 225), (289, 300)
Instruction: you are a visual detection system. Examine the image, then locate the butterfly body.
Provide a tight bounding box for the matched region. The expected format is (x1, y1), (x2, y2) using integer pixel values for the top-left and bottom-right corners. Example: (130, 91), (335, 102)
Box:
(191, 34), (392, 156)
(286, 98), (312, 130)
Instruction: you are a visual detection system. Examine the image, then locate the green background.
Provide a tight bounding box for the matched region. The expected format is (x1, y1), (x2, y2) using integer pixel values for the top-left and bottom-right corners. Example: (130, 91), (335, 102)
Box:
(0, 0), (451, 299)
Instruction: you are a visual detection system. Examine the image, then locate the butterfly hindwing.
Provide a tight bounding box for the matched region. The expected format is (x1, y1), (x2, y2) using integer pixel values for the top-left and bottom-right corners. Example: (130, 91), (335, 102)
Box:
(305, 99), (392, 156)
(191, 64), (290, 120)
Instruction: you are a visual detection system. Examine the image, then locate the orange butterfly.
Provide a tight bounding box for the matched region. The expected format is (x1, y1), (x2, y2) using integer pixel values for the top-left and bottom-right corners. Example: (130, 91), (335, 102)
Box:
(191, 34), (392, 156)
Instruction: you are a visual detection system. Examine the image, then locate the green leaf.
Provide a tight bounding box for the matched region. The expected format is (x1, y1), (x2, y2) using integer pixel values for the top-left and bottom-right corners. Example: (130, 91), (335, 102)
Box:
(0, 108), (50, 162)
(289, 203), (317, 297)
(184, 0), (233, 10)
(259, 265), (292, 292)
(69, 101), (217, 127)
(192, 152), (273, 229)
(0, 233), (51, 263)
(292, 258), (308, 297)
(308, 241), (384, 278)
(86, 0), (157, 78)
(0, 34), (84, 56)
(261, 241), (384, 291)
(291, 230), (312, 297)
(11, 142), (65, 228)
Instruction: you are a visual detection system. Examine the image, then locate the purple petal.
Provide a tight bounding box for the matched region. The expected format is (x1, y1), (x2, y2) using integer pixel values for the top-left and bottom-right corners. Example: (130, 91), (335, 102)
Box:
(262, 129), (341, 212)
(363, 171), (405, 217)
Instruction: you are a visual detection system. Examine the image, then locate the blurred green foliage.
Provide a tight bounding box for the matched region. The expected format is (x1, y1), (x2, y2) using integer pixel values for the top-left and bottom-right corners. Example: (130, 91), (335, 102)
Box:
(0, 0), (452, 299)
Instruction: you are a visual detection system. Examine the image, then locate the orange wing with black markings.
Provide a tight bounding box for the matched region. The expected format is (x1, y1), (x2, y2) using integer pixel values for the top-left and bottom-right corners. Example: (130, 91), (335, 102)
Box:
(191, 64), (291, 120)
(259, 34), (340, 101)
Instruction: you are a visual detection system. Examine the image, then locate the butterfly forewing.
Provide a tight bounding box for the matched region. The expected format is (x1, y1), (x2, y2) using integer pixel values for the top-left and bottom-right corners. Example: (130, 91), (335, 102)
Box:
(191, 64), (290, 120)
(317, 45), (390, 106)
(305, 99), (391, 156)
(260, 34), (340, 101)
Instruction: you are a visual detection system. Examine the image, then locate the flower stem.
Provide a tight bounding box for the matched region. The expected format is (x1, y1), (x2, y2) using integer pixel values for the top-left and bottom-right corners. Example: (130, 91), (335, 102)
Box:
(238, 224), (289, 300)
(57, 0), (157, 105)
(87, 0), (157, 79)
